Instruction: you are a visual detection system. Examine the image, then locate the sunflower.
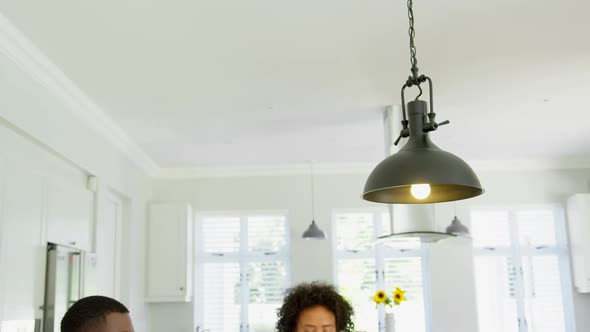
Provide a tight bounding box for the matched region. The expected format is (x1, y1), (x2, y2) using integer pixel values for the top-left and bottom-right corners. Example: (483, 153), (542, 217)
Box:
(373, 290), (388, 304)
(393, 287), (407, 305)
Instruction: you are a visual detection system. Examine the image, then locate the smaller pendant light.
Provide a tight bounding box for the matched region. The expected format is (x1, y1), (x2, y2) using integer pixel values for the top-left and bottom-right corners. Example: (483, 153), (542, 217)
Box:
(445, 216), (470, 236)
(302, 221), (326, 240)
(302, 162), (326, 240)
(445, 204), (470, 237)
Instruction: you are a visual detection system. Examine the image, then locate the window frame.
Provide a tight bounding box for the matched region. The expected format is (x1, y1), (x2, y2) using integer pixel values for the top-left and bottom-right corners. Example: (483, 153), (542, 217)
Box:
(471, 205), (576, 332)
(194, 210), (291, 332)
(331, 208), (433, 332)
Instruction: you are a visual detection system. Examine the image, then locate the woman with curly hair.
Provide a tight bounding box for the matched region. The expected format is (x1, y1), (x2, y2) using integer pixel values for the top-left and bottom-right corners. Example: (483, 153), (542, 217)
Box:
(276, 281), (354, 332)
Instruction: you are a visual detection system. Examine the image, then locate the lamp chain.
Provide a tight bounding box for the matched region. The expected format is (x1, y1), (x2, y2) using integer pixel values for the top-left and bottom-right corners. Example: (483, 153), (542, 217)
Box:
(407, 0), (419, 80)
(309, 162), (315, 220)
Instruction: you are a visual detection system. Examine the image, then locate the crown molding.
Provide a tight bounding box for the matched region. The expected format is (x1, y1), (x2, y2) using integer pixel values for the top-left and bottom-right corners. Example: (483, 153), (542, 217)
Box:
(469, 158), (590, 172)
(153, 158), (590, 179)
(0, 13), (159, 175)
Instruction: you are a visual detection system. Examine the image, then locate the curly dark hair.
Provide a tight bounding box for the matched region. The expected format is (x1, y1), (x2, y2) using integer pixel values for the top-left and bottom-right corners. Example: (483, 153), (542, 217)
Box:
(61, 295), (129, 332)
(276, 282), (354, 332)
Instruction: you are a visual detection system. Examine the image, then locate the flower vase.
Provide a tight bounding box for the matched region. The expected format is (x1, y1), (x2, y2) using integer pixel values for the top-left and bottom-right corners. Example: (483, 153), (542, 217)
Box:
(385, 311), (395, 332)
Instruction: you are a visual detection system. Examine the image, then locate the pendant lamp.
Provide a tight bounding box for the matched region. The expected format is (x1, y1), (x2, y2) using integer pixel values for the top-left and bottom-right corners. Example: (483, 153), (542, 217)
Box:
(445, 204), (470, 236)
(445, 216), (470, 237)
(363, 0), (483, 204)
(302, 221), (326, 240)
(302, 162), (326, 240)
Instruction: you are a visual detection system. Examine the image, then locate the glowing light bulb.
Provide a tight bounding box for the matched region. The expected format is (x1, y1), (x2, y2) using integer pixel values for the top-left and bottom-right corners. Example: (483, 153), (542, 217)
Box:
(410, 184), (431, 200)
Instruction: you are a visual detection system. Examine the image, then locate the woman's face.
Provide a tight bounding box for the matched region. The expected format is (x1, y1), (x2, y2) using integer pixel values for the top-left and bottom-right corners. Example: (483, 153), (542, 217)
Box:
(296, 305), (336, 332)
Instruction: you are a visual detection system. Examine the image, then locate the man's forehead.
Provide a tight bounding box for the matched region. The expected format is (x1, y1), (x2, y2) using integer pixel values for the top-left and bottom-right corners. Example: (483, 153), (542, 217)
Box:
(98, 312), (134, 332)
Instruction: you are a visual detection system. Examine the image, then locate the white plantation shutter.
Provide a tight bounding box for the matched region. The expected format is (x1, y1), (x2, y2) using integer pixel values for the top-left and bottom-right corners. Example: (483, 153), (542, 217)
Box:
(247, 215), (287, 253)
(335, 212), (375, 251)
(521, 256), (567, 332)
(201, 216), (241, 254)
(197, 212), (289, 332)
(202, 263), (241, 332)
(247, 261), (288, 332)
(474, 256), (519, 332)
(516, 209), (557, 247)
(383, 258), (426, 332)
(472, 207), (574, 332)
(337, 259), (378, 332)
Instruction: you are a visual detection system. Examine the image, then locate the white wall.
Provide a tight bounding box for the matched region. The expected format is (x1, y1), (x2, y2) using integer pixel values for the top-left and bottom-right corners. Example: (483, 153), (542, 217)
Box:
(150, 167), (590, 332)
(0, 49), (151, 330)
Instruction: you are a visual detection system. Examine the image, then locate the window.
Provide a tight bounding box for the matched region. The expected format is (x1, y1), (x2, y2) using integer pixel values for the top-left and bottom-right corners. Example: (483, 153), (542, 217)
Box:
(471, 207), (576, 332)
(195, 213), (290, 332)
(333, 210), (431, 332)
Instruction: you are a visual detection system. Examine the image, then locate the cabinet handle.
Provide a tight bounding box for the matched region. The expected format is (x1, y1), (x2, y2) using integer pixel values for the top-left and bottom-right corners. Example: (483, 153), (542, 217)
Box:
(69, 241), (77, 246)
(180, 287), (184, 291)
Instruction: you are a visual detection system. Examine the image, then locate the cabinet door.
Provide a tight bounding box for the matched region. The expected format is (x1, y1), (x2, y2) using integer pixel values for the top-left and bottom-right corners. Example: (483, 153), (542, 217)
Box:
(0, 163), (45, 321)
(145, 204), (192, 302)
(46, 180), (93, 251)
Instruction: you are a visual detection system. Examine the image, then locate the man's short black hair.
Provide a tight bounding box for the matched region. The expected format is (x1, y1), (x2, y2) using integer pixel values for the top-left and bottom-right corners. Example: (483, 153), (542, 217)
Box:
(61, 295), (129, 332)
(276, 282), (355, 332)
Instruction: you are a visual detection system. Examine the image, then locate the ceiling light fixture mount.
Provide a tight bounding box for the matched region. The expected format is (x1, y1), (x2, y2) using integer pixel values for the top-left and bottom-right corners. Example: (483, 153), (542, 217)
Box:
(363, 0), (483, 204)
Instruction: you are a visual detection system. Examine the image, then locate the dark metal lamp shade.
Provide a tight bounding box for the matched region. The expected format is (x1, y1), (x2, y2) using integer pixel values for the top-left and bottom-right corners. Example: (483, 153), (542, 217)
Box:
(302, 221), (326, 240)
(446, 216), (470, 236)
(363, 101), (483, 204)
(362, 148), (483, 203)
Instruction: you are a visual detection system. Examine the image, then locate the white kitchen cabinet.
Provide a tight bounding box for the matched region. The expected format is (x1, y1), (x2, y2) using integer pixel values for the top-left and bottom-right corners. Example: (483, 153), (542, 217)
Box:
(566, 194), (590, 293)
(46, 179), (93, 251)
(145, 203), (193, 302)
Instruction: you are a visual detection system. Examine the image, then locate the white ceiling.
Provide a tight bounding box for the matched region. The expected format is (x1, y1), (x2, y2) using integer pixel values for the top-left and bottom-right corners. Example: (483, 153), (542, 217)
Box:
(1, 0), (589, 167)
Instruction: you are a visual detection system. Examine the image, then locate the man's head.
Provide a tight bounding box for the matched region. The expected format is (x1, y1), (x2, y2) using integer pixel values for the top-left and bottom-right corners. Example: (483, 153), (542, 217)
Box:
(276, 282), (354, 332)
(61, 296), (134, 332)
